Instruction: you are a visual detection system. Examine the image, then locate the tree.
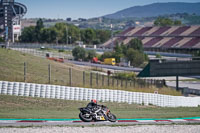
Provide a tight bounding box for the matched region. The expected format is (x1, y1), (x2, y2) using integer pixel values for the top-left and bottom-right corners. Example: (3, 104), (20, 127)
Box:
(174, 20), (182, 25)
(20, 26), (36, 42)
(86, 50), (97, 61)
(127, 38), (144, 52)
(72, 46), (86, 61)
(113, 43), (124, 63)
(126, 48), (145, 67)
(54, 23), (67, 44)
(154, 17), (182, 26)
(96, 30), (111, 44)
(0, 37), (4, 42)
(35, 19), (44, 42)
(100, 51), (113, 61)
(67, 24), (80, 44)
(81, 28), (96, 44)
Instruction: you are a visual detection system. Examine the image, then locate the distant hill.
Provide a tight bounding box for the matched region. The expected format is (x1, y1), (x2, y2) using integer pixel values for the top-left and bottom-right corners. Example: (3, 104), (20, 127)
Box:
(104, 2), (200, 19)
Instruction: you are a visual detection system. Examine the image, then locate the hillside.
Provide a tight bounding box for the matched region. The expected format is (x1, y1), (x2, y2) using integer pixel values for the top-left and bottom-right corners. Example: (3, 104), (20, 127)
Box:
(105, 2), (200, 19)
(0, 48), (77, 86)
(0, 48), (181, 95)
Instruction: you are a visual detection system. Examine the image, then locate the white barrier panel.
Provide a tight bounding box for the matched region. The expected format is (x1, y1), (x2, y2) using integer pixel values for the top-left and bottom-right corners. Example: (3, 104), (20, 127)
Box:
(113, 90), (117, 102)
(65, 87), (70, 100)
(45, 85), (51, 99)
(79, 88), (84, 101)
(29, 84), (35, 97)
(74, 88), (80, 100)
(101, 89), (106, 102)
(18, 82), (25, 96)
(88, 89), (93, 101)
(105, 90), (110, 102)
(40, 85), (46, 98)
(117, 90), (122, 103)
(35, 84), (41, 97)
(83, 88), (88, 101)
(109, 90), (114, 102)
(70, 87), (75, 100)
(0, 81), (200, 107)
(96, 89), (102, 101)
(92, 89), (97, 100)
(24, 83), (30, 97)
(0, 81), (2, 94)
(1, 81), (8, 95)
(50, 85), (56, 99)
(55, 86), (61, 99)
(128, 92), (133, 104)
(7, 82), (13, 95)
(60, 86), (65, 100)
(13, 82), (19, 96)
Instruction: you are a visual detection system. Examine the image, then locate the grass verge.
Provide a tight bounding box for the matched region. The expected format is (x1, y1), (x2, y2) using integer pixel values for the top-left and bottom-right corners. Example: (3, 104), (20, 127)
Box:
(0, 95), (199, 119)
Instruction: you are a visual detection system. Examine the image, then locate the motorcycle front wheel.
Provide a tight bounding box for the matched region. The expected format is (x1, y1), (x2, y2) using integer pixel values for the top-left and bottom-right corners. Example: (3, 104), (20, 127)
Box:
(107, 113), (117, 122)
(79, 112), (93, 122)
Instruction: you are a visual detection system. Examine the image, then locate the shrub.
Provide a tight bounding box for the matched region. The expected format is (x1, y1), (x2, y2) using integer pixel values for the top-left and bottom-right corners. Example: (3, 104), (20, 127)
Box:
(113, 72), (136, 80)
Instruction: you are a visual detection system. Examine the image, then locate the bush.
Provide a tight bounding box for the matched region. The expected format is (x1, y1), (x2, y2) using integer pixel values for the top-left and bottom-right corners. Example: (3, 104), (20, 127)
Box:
(72, 46), (86, 61)
(156, 53), (162, 58)
(58, 49), (65, 52)
(113, 72), (136, 80)
(86, 50), (97, 61)
(126, 48), (146, 67)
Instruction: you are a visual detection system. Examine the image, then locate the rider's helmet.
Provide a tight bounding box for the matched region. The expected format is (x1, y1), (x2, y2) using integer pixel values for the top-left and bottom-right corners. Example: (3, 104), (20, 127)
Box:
(91, 99), (97, 104)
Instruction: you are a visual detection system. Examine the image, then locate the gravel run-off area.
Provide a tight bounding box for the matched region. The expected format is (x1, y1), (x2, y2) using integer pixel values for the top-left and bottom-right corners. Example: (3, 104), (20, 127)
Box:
(1, 125), (200, 133)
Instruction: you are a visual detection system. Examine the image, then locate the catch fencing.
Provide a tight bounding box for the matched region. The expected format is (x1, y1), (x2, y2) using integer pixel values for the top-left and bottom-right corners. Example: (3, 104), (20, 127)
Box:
(0, 81), (200, 107)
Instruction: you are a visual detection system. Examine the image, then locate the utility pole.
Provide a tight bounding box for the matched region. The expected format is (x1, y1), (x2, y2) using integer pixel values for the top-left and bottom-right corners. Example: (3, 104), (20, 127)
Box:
(111, 24), (114, 49)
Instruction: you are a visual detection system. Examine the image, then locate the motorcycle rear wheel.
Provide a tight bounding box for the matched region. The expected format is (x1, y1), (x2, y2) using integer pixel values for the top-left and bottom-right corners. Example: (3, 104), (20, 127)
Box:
(107, 113), (117, 122)
(79, 112), (93, 122)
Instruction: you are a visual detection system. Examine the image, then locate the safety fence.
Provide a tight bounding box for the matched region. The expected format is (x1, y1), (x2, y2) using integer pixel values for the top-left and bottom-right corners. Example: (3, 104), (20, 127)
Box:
(11, 48), (73, 59)
(0, 81), (200, 107)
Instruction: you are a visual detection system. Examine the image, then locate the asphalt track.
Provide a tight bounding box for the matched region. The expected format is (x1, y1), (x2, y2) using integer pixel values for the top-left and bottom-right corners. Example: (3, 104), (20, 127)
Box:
(0, 117), (200, 127)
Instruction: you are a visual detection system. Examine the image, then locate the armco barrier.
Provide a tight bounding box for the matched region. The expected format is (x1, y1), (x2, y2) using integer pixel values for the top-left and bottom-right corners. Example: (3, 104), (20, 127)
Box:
(0, 81), (200, 107)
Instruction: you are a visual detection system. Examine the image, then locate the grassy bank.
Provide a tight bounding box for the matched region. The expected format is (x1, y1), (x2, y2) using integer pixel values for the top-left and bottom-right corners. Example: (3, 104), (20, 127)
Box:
(0, 95), (199, 119)
(0, 48), (181, 95)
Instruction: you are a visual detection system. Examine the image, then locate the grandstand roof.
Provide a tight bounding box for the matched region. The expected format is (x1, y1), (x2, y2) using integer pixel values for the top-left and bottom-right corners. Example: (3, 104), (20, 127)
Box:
(102, 26), (200, 49)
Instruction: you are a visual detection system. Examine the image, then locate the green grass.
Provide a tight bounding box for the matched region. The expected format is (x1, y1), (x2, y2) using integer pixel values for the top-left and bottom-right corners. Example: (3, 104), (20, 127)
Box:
(0, 95), (199, 119)
(0, 48), (181, 96)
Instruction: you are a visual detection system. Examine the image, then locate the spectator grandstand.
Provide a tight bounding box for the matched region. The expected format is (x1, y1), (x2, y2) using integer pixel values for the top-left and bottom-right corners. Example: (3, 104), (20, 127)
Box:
(102, 26), (200, 53)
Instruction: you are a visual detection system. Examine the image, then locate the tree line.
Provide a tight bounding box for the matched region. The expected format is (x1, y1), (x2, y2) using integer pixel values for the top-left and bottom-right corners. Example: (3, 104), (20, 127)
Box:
(72, 38), (149, 67)
(20, 19), (111, 45)
(154, 17), (182, 26)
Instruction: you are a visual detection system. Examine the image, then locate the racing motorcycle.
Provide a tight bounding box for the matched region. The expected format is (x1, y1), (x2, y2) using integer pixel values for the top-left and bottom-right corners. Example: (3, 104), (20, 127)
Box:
(79, 105), (117, 122)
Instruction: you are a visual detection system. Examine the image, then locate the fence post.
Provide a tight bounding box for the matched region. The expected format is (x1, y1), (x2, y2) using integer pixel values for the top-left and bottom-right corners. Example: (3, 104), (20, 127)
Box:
(24, 62), (27, 82)
(150, 79), (153, 88)
(83, 71), (85, 86)
(69, 68), (72, 86)
(107, 76), (110, 86)
(117, 79), (119, 88)
(121, 80), (123, 88)
(112, 78), (114, 87)
(96, 73), (98, 87)
(48, 64), (51, 84)
(102, 75), (104, 87)
(90, 73), (93, 87)
(133, 79), (135, 87)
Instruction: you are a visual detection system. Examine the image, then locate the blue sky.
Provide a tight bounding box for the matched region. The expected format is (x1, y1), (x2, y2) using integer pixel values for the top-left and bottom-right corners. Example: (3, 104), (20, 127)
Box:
(17, 0), (200, 19)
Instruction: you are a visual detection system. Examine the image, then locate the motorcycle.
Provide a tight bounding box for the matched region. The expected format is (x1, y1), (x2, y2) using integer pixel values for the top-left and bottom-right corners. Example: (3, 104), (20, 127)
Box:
(79, 105), (117, 122)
